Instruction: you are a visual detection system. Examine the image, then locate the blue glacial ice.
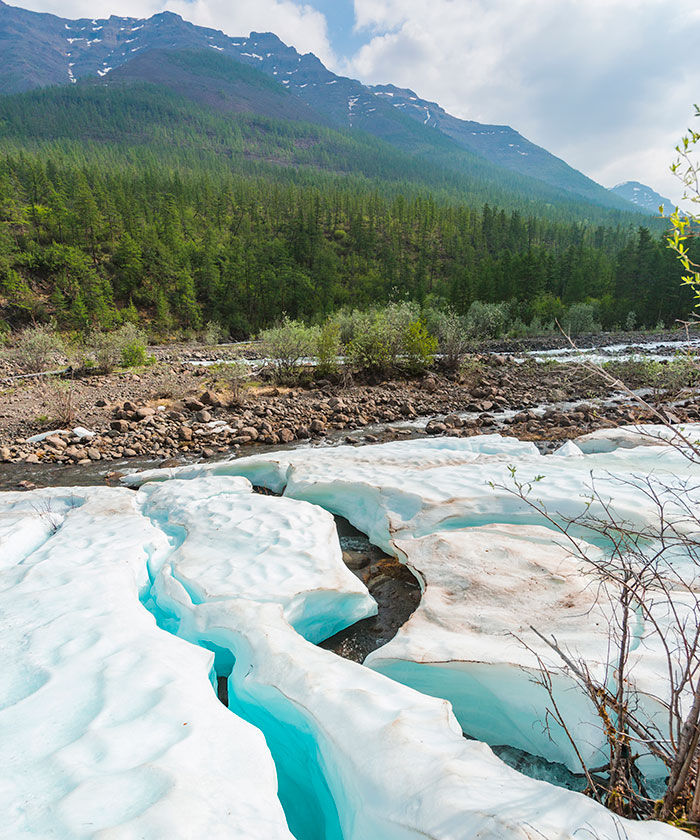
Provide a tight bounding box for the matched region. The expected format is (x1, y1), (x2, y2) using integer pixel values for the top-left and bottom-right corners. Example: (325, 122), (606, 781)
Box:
(3, 426), (696, 838)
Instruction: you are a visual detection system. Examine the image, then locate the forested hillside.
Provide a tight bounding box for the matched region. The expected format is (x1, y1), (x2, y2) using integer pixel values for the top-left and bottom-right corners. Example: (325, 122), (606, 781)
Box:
(0, 44), (690, 339)
(0, 150), (693, 337)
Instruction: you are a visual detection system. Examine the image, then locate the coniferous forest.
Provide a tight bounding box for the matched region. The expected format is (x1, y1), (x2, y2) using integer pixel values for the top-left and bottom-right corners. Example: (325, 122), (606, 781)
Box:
(0, 78), (695, 338)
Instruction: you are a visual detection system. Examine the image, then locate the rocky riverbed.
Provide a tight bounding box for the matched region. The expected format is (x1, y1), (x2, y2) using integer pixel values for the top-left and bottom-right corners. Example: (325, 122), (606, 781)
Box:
(1, 338), (698, 483)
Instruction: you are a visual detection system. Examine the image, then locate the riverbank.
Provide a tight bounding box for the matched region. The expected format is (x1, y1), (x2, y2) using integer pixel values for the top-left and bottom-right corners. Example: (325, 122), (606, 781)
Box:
(1, 333), (698, 484)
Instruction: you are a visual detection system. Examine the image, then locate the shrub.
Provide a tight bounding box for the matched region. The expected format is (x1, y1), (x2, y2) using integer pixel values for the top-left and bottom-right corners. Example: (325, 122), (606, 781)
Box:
(47, 381), (77, 427)
(345, 303), (436, 376)
(200, 321), (227, 346)
(258, 316), (318, 383)
(315, 320), (341, 376)
(403, 320), (438, 374)
(465, 301), (507, 341)
(564, 302), (601, 336)
(209, 360), (250, 404)
(11, 324), (64, 373)
(625, 310), (637, 331)
(89, 324), (148, 371)
(428, 309), (470, 369)
(346, 312), (392, 375)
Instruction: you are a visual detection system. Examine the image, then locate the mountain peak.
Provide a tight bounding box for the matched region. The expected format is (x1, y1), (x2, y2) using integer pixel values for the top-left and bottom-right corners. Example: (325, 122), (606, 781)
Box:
(609, 180), (677, 216)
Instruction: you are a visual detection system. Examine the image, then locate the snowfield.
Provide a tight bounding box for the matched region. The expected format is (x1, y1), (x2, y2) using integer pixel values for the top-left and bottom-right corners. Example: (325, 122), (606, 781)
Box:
(4, 426), (699, 838)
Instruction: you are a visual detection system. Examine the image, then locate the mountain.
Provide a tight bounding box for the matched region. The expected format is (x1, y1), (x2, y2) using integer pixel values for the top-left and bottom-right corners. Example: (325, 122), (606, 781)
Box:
(610, 181), (678, 216)
(0, 0), (636, 214)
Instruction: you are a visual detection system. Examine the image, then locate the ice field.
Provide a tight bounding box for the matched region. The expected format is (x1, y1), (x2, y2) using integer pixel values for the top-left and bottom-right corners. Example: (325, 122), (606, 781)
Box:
(4, 425), (700, 838)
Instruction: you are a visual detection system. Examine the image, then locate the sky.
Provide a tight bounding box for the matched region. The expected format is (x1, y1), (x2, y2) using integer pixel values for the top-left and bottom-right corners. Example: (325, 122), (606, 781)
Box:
(20, 0), (700, 206)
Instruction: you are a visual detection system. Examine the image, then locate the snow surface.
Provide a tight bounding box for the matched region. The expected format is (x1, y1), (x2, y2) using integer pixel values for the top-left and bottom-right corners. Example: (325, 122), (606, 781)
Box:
(2, 428), (688, 836)
(119, 426), (700, 836)
(0, 486), (293, 839)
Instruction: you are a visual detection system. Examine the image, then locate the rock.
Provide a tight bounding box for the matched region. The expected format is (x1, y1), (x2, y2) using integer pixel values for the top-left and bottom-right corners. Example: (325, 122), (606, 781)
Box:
(195, 409), (212, 423)
(310, 418), (326, 433)
(178, 426), (194, 441)
(278, 428), (295, 443)
(123, 401), (137, 413)
(328, 397), (345, 409)
(45, 435), (67, 450)
(239, 426), (259, 441)
(185, 399), (205, 412)
(296, 425), (310, 439)
(87, 448), (101, 461)
(200, 390), (223, 408)
(421, 377), (438, 393)
(95, 398), (108, 407)
(24, 454), (40, 463)
(123, 449), (137, 457)
(110, 420), (129, 433)
(135, 407), (156, 420)
(399, 402), (416, 417)
(425, 420), (447, 435)
(0, 446), (11, 461)
(443, 414), (463, 429)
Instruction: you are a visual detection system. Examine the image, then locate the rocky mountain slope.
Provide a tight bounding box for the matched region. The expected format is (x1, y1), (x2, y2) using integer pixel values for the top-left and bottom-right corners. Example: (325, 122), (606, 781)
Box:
(0, 0), (634, 212)
(610, 180), (678, 216)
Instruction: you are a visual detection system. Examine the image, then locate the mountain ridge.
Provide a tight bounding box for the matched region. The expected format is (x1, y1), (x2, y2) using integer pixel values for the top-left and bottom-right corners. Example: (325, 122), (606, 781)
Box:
(609, 180), (678, 217)
(0, 0), (635, 213)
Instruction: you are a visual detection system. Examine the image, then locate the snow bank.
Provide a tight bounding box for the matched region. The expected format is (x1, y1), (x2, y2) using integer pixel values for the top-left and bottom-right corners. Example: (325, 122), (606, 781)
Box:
(0, 486), (293, 839)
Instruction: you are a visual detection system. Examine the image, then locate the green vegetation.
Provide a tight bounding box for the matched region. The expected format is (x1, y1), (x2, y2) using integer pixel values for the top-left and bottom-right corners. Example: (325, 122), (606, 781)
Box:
(0, 70), (694, 343)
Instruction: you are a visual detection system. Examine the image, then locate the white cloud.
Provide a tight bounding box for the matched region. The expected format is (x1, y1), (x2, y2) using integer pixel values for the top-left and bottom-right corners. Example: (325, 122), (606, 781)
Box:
(346, 0), (699, 205)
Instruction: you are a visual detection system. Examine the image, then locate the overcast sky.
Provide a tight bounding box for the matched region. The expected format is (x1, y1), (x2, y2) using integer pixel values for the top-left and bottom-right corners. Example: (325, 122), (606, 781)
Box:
(20, 0), (700, 205)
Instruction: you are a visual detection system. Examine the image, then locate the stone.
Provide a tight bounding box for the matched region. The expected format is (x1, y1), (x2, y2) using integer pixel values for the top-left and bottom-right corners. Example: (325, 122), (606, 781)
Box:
(110, 419), (129, 433)
(135, 407), (156, 420)
(0, 446), (11, 461)
(195, 410), (212, 423)
(278, 428), (295, 444)
(425, 420), (447, 435)
(185, 399), (205, 412)
(200, 390), (223, 408)
(310, 418), (326, 433)
(239, 426), (259, 441)
(45, 435), (67, 450)
(296, 426), (310, 439)
(178, 426), (194, 442)
(87, 448), (101, 461)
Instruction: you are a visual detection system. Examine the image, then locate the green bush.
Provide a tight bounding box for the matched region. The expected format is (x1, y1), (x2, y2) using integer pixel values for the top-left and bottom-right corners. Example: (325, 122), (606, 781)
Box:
(564, 302), (601, 336)
(345, 303), (436, 376)
(346, 312), (392, 375)
(200, 320), (227, 345)
(258, 315), (318, 383)
(11, 324), (64, 373)
(315, 320), (341, 376)
(89, 324), (148, 371)
(210, 360), (249, 404)
(465, 301), (507, 341)
(427, 308), (470, 369)
(403, 320), (438, 374)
